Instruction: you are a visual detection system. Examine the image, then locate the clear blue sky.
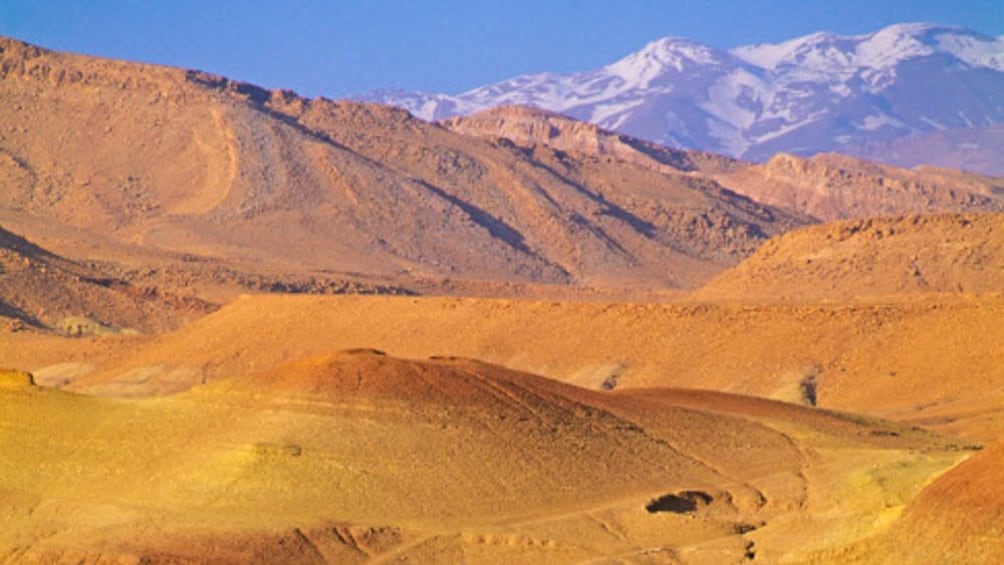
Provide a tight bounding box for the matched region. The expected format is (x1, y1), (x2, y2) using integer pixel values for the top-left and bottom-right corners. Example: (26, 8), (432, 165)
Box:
(1, 1), (1001, 98)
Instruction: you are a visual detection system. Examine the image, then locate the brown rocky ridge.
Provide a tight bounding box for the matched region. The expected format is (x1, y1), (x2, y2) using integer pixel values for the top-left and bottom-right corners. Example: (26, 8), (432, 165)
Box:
(444, 106), (1004, 223)
(696, 212), (1004, 302)
(722, 152), (1004, 221)
(0, 224), (211, 333)
(0, 35), (801, 294)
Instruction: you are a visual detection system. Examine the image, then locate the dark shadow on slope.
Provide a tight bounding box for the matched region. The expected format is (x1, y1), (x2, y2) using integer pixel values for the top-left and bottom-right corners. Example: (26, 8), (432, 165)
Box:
(0, 299), (43, 329)
(525, 152), (657, 239)
(415, 179), (533, 255)
(0, 226), (58, 263)
(645, 490), (714, 514)
(619, 135), (697, 172)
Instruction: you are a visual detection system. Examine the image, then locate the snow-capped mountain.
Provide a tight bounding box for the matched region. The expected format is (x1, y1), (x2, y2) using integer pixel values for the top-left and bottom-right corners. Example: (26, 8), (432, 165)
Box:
(355, 23), (1004, 173)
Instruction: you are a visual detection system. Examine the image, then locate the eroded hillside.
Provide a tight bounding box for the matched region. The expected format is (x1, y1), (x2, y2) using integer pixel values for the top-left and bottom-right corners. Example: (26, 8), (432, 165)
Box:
(696, 213), (1004, 301)
(0, 36), (803, 292)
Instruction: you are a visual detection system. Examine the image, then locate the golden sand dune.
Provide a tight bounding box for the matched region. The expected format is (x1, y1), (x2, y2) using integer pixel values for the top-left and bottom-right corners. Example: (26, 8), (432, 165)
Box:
(696, 213), (1004, 301)
(0, 357), (967, 562)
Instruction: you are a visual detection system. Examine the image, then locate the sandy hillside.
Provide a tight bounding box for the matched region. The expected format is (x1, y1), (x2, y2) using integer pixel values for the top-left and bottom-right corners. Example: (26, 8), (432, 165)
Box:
(696, 213), (1004, 301)
(0, 357), (967, 563)
(2, 291), (997, 443)
(873, 441), (1004, 563)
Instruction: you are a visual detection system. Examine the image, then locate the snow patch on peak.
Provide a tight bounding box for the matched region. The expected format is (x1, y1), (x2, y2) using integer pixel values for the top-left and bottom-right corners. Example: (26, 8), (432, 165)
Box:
(637, 37), (723, 63)
(933, 31), (1004, 71)
(352, 89), (485, 121)
(357, 22), (1004, 174)
(876, 22), (948, 37)
(731, 31), (849, 71)
(605, 36), (729, 86)
(855, 113), (910, 132)
(855, 25), (937, 69)
(731, 23), (997, 73)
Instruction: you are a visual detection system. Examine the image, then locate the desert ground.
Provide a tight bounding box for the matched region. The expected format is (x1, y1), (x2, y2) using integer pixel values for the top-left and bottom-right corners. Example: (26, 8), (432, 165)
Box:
(1, 36), (1003, 563)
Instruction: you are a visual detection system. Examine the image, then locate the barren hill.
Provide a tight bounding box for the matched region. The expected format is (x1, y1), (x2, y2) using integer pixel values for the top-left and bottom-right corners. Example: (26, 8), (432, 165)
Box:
(0, 225), (209, 333)
(877, 441), (1004, 563)
(15, 293), (1000, 443)
(443, 106), (1004, 223)
(696, 213), (1004, 301)
(0, 355), (965, 562)
(716, 152), (1004, 221)
(0, 36), (804, 292)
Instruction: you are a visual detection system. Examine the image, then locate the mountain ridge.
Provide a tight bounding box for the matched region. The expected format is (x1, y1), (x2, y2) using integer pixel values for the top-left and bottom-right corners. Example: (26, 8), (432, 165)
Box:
(0, 32), (1000, 305)
(0, 34), (805, 293)
(359, 22), (1004, 174)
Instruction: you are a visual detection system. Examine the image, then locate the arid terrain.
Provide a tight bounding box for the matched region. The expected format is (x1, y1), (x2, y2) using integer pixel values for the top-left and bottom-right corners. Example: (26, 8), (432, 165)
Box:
(2, 36), (1003, 564)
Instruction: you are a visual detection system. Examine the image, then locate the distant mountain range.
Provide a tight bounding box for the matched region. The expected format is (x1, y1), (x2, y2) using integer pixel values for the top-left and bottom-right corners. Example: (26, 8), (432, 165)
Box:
(356, 23), (1004, 175)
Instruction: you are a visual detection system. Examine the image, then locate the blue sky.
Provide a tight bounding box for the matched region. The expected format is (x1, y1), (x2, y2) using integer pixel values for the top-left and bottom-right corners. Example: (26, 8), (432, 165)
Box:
(1, 1), (1001, 98)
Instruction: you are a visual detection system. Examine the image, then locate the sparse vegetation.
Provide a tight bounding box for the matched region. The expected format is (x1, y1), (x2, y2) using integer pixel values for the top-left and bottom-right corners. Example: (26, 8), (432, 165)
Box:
(800, 374), (818, 407)
(58, 316), (119, 337)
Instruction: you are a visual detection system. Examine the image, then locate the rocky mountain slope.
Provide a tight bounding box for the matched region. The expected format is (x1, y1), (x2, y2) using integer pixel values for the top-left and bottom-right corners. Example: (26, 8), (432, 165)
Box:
(1, 33), (1001, 318)
(0, 36), (803, 292)
(445, 106), (1004, 222)
(695, 213), (1004, 301)
(4, 35), (1003, 301)
(0, 225), (209, 333)
(715, 152), (1004, 221)
(361, 23), (1004, 175)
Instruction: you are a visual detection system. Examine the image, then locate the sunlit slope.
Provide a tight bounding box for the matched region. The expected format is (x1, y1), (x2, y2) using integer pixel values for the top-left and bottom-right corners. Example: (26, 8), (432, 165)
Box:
(874, 441), (1004, 564)
(40, 293), (1002, 440)
(0, 36), (802, 290)
(0, 359), (965, 563)
(696, 213), (1004, 301)
(714, 153), (1004, 221)
(444, 107), (1004, 222)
